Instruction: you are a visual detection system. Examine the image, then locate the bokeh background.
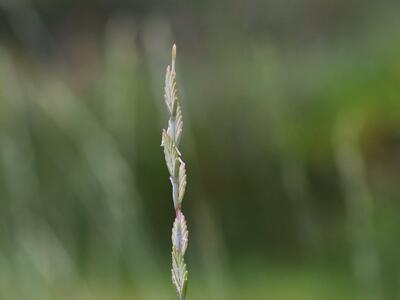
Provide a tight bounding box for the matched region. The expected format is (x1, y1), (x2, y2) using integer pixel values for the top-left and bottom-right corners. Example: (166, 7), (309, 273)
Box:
(0, 0), (399, 299)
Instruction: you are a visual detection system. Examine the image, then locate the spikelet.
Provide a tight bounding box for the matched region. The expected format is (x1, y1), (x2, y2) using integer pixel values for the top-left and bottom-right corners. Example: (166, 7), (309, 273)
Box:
(171, 211), (189, 297)
(178, 160), (187, 206)
(172, 211), (188, 255)
(161, 44), (189, 300)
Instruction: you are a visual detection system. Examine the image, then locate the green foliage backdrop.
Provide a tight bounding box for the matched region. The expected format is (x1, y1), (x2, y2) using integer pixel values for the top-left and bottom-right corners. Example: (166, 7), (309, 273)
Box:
(0, 0), (399, 299)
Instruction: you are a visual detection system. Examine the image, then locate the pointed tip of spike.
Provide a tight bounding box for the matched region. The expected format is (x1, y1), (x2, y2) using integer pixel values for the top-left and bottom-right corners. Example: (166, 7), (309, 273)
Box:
(172, 43), (177, 62)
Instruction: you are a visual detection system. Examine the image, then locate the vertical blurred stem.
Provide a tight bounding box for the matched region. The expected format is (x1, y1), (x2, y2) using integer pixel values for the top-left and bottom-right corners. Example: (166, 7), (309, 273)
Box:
(334, 116), (383, 300)
(0, 48), (40, 238)
(267, 96), (321, 254)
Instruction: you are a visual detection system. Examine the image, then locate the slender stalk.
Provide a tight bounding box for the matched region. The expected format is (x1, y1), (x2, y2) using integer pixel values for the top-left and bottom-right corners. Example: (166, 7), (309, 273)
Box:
(161, 44), (189, 300)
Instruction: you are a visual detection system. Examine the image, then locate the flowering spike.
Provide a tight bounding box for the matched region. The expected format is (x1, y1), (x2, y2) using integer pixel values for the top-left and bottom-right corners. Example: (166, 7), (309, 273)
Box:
(161, 44), (189, 300)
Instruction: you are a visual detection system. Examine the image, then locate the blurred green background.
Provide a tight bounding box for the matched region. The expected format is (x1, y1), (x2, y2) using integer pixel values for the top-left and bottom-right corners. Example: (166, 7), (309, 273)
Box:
(0, 0), (399, 299)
